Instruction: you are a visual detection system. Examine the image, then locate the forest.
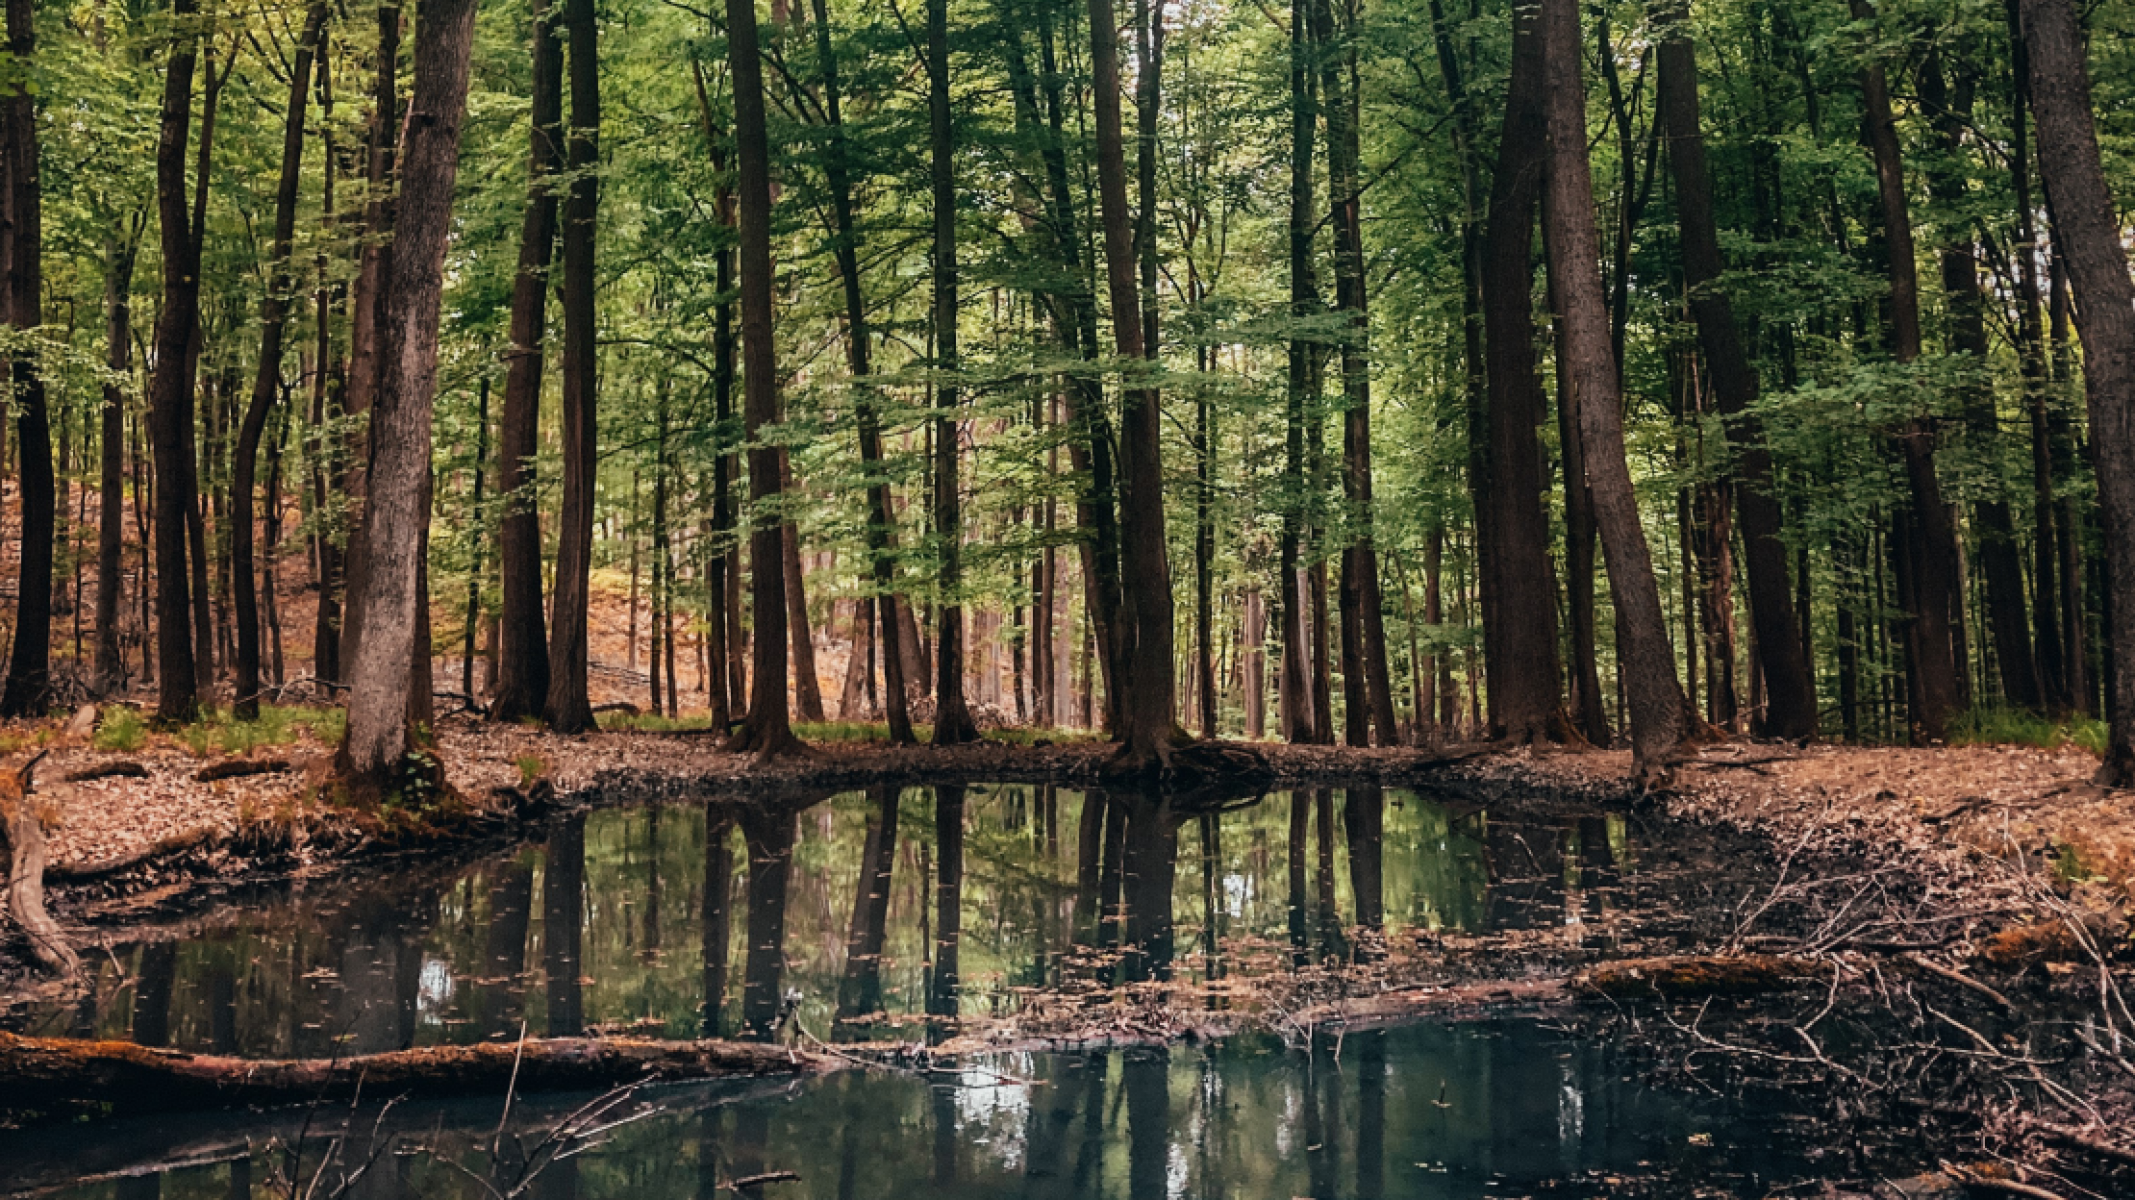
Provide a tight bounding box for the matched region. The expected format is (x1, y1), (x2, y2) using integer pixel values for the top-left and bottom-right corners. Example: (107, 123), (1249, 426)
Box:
(0, 0), (2131, 786)
(0, 0), (2134, 1190)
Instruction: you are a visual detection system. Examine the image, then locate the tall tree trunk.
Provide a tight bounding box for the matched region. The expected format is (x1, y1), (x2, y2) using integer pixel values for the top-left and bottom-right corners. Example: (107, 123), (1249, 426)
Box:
(231, 1), (330, 721)
(1654, 0), (1816, 738)
(2020, 0), (2135, 781)
(929, 0), (977, 746)
(146, 0), (203, 722)
(1478, 0), (1565, 743)
(1853, 0), (1964, 743)
(489, 0), (563, 724)
(723, 0), (802, 759)
(2007, 0), (2067, 711)
(1549, 240), (1610, 745)
(0, 0), (50, 717)
(544, 0), (599, 733)
(808, 0), (912, 742)
(1087, 0), (1174, 767)
(337, 0), (478, 790)
(1280, 0), (1318, 746)
(1539, 0), (1688, 783)
(782, 499), (826, 722)
(466, 377), (490, 702)
(1313, 0), (1397, 747)
(94, 224), (138, 697)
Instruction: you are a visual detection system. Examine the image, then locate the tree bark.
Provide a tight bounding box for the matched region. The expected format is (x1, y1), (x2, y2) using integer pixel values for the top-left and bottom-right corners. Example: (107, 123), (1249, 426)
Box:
(489, 0), (563, 725)
(723, 0), (803, 759)
(1654, 0), (1816, 738)
(1478, 1), (1565, 743)
(1540, 0), (1688, 783)
(1088, 0), (1175, 768)
(782, 502), (826, 722)
(93, 225), (137, 697)
(2020, 0), (2135, 781)
(0, 0), (51, 717)
(544, 0), (600, 733)
(1280, 0), (1318, 746)
(336, 0), (478, 790)
(146, 0), (203, 722)
(231, 1), (330, 721)
(929, 0), (976, 746)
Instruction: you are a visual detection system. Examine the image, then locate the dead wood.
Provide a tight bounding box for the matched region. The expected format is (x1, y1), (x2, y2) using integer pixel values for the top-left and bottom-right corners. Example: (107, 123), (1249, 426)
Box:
(1901, 952), (2016, 1013)
(193, 758), (293, 783)
(61, 762), (149, 782)
(1573, 954), (1831, 999)
(0, 1031), (833, 1121)
(1, 754), (77, 975)
(43, 825), (220, 882)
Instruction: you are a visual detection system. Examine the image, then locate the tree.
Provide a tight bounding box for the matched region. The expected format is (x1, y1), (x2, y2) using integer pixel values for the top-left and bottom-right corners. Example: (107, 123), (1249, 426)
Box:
(230, 1), (331, 721)
(1540, 0), (1688, 783)
(1653, 0), (1816, 739)
(338, 0), (480, 790)
(2019, 0), (2135, 782)
(0, 0), (53, 717)
(722, 0), (805, 760)
(544, 0), (600, 733)
(490, 0), (564, 724)
(929, 0), (977, 746)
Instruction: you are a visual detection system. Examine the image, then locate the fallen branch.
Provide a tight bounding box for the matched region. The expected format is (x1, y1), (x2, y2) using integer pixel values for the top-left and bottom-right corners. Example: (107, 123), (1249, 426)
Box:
(0, 1032), (833, 1122)
(194, 758), (293, 783)
(1902, 952), (2016, 1014)
(43, 825), (221, 882)
(1574, 955), (1832, 999)
(61, 762), (148, 783)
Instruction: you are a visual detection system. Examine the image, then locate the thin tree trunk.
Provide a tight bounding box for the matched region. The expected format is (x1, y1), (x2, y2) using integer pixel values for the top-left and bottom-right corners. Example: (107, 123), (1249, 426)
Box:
(466, 377), (490, 703)
(1280, 0), (1318, 746)
(782, 500), (826, 723)
(337, 0), (478, 789)
(1539, 0), (1689, 783)
(928, 0), (976, 746)
(146, 0), (203, 722)
(231, 1), (329, 721)
(1654, 0), (1816, 738)
(544, 0), (600, 733)
(2020, 0), (2135, 781)
(93, 223), (138, 697)
(489, 0), (562, 724)
(0, 0), (52, 717)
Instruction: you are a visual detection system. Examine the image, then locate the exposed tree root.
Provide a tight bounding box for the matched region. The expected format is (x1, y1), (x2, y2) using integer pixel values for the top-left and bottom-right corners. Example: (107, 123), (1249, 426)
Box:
(0, 753), (76, 976)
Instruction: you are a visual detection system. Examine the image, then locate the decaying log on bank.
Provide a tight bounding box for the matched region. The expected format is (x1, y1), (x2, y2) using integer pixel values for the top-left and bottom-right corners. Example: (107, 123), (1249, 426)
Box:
(1574, 954), (1832, 999)
(1, 753), (78, 974)
(0, 1032), (833, 1121)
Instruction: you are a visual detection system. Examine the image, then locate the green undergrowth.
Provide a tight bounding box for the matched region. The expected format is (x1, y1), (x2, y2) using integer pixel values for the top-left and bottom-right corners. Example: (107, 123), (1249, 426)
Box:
(1947, 706), (2107, 755)
(170, 704), (347, 757)
(595, 710), (1100, 745)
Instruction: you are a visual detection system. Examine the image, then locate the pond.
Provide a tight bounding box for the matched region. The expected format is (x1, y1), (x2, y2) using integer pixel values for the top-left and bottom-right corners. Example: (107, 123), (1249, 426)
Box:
(2, 785), (1854, 1197)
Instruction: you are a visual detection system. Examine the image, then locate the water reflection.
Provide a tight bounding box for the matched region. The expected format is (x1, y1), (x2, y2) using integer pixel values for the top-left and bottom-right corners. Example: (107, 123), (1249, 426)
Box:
(17, 786), (1637, 1054)
(0, 1022), (1821, 1199)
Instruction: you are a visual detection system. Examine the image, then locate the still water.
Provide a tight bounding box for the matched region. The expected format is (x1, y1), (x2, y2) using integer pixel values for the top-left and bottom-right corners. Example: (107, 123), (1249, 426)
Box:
(2, 786), (1835, 1197)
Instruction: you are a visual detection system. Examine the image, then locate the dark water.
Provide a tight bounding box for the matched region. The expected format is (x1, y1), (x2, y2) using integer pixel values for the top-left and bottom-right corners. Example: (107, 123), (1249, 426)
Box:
(2, 786), (1839, 1196)
(0, 1021), (1824, 1198)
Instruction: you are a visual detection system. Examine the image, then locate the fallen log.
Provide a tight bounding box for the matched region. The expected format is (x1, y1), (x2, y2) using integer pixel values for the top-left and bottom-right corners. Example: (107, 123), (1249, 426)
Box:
(194, 758), (293, 783)
(62, 761), (149, 783)
(1573, 954), (1831, 999)
(0, 1032), (833, 1122)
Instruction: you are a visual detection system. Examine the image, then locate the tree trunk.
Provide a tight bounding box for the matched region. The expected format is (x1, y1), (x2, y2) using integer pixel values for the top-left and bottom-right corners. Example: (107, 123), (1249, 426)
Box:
(928, 785), (965, 1015)
(489, 0), (563, 724)
(146, 0), (203, 723)
(2020, 0), (2135, 782)
(1280, 0), (1318, 746)
(782, 504), (826, 723)
(928, 0), (976, 746)
(336, 0), (478, 790)
(1654, 0), (1816, 738)
(1478, 1), (1566, 743)
(723, 0), (802, 759)
(837, 785), (899, 1019)
(544, 0), (600, 733)
(1087, 0), (1175, 769)
(0, 0), (50, 718)
(231, 1), (330, 721)
(1539, 0), (1689, 783)
(93, 225), (138, 697)
(1853, 0), (1964, 743)
(808, 0), (912, 742)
